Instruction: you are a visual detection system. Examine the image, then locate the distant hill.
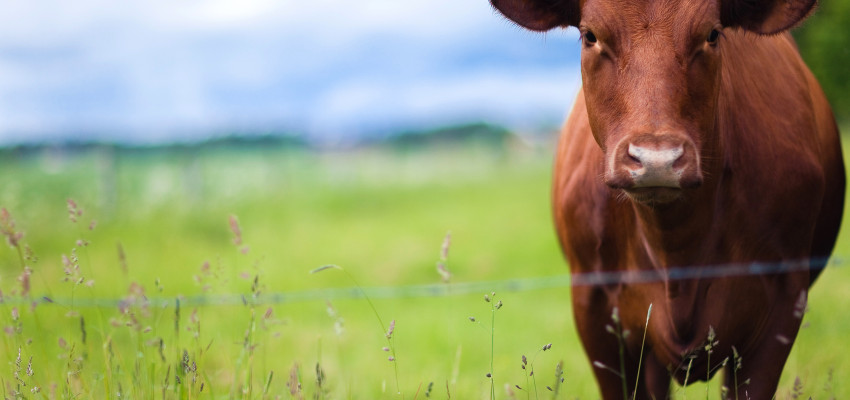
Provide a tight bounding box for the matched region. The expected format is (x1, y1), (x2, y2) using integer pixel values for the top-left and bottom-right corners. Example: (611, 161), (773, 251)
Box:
(378, 123), (513, 149)
(0, 133), (310, 160)
(0, 123), (530, 159)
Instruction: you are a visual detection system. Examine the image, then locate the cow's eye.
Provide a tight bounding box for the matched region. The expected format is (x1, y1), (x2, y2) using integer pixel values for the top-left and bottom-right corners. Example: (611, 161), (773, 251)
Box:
(706, 29), (720, 45)
(583, 31), (597, 46)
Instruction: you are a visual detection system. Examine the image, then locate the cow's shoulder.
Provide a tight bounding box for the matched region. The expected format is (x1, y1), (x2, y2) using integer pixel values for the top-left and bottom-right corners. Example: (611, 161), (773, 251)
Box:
(715, 31), (828, 249)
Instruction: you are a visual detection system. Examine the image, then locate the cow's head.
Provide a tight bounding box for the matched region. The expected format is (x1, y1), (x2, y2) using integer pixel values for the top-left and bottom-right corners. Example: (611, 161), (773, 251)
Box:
(491, 0), (815, 204)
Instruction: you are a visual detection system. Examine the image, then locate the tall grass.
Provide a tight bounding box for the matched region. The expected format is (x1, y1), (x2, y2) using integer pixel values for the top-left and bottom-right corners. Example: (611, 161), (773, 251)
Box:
(0, 142), (848, 398)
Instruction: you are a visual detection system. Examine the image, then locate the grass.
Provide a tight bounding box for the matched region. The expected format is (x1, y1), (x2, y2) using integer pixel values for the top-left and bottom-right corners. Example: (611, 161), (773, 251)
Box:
(0, 137), (849, 398)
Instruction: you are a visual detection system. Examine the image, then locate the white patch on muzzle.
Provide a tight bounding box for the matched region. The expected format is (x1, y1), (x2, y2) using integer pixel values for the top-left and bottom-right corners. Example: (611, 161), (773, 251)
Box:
(627, 144), (684, 188)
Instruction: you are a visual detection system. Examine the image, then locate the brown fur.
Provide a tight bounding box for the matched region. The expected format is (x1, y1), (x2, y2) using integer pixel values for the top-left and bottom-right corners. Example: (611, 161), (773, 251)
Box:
(492, 0), (845, 398)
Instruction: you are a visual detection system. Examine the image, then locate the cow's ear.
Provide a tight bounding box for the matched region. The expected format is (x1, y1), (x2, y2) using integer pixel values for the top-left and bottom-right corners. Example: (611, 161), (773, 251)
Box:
(721, 0), (816, 34)
(490, 0), (580, 32)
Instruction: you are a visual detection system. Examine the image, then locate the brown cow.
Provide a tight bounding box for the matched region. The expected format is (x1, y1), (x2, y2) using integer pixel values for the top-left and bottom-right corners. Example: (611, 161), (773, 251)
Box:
(491, 0), (845, 398)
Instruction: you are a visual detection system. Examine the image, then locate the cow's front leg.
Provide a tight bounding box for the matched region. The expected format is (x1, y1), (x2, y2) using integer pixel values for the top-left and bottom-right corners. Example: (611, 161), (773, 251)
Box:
(640, 350), (672, 400)
(579, 325), (671, 400)
(723, 341), (793, 400)
(573, 286), (670, 400)
(723, 289), (805, 399)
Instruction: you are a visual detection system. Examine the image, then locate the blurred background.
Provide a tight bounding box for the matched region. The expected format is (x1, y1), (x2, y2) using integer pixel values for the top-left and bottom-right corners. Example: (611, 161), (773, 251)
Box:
(0, 1), (847, 398)
(0, 0), (846, 147)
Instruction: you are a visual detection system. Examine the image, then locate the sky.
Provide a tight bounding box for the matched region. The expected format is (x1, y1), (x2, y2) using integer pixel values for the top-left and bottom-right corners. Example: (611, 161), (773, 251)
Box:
(0, 0), (582, 145)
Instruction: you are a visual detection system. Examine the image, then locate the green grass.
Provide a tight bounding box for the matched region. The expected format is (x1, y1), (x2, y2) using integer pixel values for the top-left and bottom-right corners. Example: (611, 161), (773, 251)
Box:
(0, 138), (848, 399)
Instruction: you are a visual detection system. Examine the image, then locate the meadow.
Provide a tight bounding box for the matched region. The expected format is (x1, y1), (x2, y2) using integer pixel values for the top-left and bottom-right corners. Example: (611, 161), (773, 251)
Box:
(0, 136), (848, 399)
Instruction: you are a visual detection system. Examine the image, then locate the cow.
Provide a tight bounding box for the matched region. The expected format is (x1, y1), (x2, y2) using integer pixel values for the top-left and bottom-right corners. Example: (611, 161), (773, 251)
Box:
(490, 0), (845, 398)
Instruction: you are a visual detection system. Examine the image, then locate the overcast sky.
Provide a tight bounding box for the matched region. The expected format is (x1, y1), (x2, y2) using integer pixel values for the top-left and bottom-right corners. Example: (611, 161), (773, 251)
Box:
(0, 0), (581, 145)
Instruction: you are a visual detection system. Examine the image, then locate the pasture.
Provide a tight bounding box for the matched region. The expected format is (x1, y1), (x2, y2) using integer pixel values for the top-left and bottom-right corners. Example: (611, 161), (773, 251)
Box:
(1, 136), (848, 399)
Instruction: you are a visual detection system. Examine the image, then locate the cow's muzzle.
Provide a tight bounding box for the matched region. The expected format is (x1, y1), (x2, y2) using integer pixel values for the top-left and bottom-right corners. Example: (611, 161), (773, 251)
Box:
(604, 134), (703, 201)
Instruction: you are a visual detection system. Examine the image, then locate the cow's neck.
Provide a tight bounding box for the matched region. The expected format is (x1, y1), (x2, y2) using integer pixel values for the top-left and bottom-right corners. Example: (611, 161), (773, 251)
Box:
(630, 181), (720, 268)
(630, 182), (722, 343)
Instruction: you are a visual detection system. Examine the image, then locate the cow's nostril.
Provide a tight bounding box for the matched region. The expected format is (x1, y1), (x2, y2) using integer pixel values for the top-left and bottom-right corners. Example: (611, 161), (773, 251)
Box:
(626, 144), (643, 167)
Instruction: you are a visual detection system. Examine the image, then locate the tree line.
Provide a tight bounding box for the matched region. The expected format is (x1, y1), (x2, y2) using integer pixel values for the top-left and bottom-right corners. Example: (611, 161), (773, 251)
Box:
(794, 0), (850, 126)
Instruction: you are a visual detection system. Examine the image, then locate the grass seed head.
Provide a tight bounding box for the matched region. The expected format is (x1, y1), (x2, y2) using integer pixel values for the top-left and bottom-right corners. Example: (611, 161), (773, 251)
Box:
(0, 208), (24, 248)
(311, 264), (340, 274)
(440, 231), (451, 260)
(66, 199), (81, 222)
(436, 231), (452, 283)
(228, 215), (242, 245)
(117, 243), (128, 274)
(17, 267), (31, 297)
(315, 362), (326, 391)
(24, 245), (36, 264)
(386, 319), (395, 339)
(27, 356), (33, 376)
(287, 363), (302, 396)
(791, 376), (804, 399)
(611, 307), (620, 324)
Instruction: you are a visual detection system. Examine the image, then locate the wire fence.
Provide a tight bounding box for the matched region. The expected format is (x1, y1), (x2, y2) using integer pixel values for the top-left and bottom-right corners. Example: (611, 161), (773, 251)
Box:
(2, 256), (845, 309)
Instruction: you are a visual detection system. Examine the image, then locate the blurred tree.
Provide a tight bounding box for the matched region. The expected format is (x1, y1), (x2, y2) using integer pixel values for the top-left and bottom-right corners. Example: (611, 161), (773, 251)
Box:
(793, 0), (850, 125)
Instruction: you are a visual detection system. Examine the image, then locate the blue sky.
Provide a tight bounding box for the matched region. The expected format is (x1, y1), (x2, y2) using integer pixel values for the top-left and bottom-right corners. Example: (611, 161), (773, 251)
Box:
(0, 0), (581, 145)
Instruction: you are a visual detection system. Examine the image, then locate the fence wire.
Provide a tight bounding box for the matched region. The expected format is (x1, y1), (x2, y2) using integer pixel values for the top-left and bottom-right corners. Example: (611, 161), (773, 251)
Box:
(1, 257), (845, 309)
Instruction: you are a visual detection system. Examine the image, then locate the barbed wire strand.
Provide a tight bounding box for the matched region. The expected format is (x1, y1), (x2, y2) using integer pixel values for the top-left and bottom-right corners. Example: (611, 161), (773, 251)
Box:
(1, 257), (845, 308)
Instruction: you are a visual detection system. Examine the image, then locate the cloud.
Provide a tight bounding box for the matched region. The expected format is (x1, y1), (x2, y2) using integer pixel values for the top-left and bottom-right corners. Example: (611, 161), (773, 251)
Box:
(308, 68), (580, 139)
(0, 0), (580, 144)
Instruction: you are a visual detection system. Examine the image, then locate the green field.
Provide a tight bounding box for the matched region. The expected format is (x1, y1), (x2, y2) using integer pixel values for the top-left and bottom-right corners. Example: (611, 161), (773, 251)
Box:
(1, 138), (848, 399)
